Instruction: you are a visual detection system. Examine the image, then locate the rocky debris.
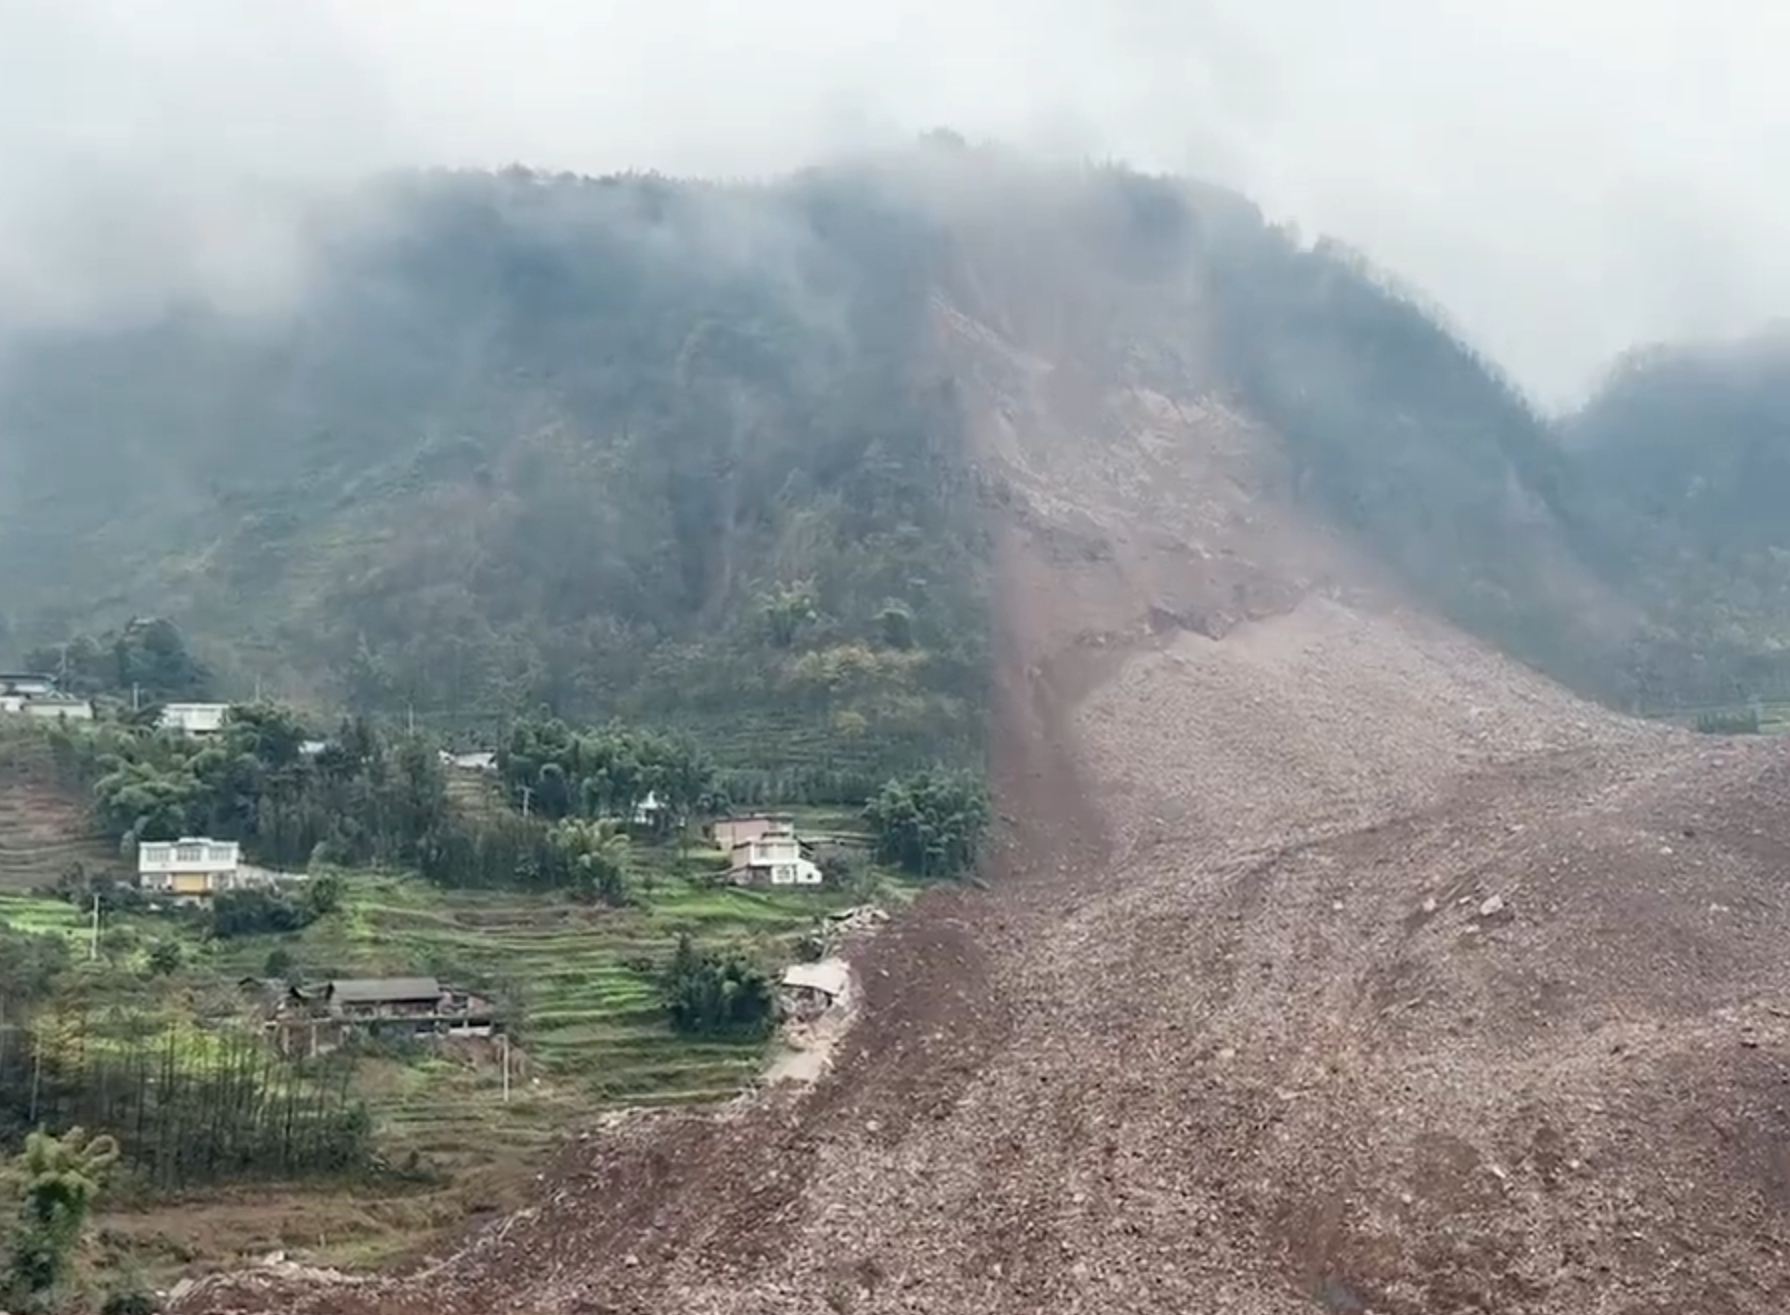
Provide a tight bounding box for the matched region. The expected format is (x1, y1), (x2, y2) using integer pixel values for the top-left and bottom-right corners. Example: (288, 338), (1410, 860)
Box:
(175, 274), (1790, 1314)
(168, 1253), (366, 1313)
(824, 904), (891, 944)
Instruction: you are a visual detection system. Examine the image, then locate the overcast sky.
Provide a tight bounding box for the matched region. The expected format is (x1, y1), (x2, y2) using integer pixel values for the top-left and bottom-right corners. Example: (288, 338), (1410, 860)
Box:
(4, 0), (1789, 406)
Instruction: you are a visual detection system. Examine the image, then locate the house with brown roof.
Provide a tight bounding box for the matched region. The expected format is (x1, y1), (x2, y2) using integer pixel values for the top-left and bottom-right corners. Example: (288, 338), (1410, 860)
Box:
(243, 975), (501, 1053)
(710, 813), (796, 851)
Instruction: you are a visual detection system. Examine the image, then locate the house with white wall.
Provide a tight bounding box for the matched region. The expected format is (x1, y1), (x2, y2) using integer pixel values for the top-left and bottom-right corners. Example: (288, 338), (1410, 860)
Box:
(0, 673), (93, 721)
(728, 831), (823, 887)
(0, 693), (93, 721)
(0, 673), (58, 698)
(137, 837), (244, 901)
(159, 703), (232, 736)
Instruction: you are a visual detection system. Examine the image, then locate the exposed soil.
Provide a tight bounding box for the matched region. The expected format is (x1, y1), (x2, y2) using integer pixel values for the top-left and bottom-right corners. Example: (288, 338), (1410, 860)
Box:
(175, 262), (1790, 1314)
(0, 746), (113, 888)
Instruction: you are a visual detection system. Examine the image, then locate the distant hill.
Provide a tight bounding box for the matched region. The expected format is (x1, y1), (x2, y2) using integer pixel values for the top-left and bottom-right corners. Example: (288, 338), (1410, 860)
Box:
(5, 144), (1790, 727)
(1563, 331), (1790, 706)
(0, 164), (987, 778)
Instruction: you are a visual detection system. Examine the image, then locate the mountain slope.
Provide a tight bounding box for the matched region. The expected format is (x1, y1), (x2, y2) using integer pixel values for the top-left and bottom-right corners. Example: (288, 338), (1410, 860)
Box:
(0, 166), (986, 777)
(14, 149), (1790, 722)
(170, 154), (1790, 1315)
(1567, 332), (1790, 705)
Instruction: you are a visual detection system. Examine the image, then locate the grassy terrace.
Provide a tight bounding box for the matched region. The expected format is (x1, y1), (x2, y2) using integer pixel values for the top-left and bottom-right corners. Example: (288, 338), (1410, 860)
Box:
(0, 750), (924, 1273)
(1, 806), (906, 1168)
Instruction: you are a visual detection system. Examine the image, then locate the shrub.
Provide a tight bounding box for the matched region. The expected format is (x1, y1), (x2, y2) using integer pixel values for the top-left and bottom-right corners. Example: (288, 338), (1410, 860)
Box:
(660, 935), (775, 1038)
(862, 768), (990, 878)
(208, 888), (315, 939)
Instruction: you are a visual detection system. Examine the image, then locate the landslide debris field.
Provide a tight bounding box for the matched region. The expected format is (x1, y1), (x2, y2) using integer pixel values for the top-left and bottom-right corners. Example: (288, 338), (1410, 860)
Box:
(177, 258), (1790, 1314)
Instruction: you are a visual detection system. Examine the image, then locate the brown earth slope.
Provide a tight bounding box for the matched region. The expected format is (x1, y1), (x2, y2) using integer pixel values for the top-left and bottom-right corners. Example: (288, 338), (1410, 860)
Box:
(0, 741), (112, 889)
(178, 217), (1790, 1315)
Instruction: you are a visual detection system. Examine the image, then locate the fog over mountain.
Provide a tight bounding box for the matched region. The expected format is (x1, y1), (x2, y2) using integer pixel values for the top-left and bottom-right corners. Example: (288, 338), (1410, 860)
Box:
(5, 0), (1789, 402)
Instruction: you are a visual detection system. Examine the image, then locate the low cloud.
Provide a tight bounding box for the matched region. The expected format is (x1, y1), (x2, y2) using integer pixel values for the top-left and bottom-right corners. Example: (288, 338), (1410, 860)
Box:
(4, 0), (1787, 403)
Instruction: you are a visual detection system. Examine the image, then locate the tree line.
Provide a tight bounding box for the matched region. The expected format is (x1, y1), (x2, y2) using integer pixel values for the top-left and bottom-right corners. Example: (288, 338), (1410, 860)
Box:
(497, 718), (723, 826)
(0, 164), (990, 779)
(0, 1001), (371, 1195)
(37, 701), (991, 901)
(47, 704), (444, 874)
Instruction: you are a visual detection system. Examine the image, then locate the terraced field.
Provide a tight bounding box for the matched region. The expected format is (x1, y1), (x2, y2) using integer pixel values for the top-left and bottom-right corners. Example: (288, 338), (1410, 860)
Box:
(182, 820), (905, 1162)
(0, 887), (85, 935)
(1, 754), (907, 1274)
(0, 743), (116, 891)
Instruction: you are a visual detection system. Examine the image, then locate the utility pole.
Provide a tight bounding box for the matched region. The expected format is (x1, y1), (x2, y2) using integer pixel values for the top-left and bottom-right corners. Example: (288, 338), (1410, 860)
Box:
(407, 704), (415, 735)
(88, 892), (100, 961)
(131, 683), (140, 713)
(517, 785), (533, 820)
(501, 1031), (511, 1103)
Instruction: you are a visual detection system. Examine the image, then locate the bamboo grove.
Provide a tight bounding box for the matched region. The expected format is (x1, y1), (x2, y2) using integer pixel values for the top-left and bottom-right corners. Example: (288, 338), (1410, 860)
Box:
(0, 1003), (370, 1191)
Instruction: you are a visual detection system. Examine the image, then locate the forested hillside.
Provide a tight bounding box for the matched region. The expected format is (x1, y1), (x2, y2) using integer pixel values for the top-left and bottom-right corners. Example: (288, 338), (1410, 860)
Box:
(6, 146), (1790, 723)
(1197, 210), (1630, 696)
(0, 164), (984, 778)
(1564, 332), (1790, 706)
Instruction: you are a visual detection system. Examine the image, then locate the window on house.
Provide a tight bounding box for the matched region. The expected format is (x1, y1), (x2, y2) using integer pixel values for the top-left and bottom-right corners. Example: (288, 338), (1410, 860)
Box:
(176, 844), (204, 864)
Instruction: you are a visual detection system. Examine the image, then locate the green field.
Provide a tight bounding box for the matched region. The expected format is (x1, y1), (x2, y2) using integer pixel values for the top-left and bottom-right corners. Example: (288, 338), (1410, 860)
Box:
(0, 808), (906, 1167)
(0, 888), (86, 936)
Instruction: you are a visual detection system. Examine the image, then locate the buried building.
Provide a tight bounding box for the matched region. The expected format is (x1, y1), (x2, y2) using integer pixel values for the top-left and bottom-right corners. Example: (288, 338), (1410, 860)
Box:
(780, 959), (850, 1019)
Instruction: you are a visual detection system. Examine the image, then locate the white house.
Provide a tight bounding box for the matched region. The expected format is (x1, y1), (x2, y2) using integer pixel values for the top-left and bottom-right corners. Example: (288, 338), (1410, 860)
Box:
(137, 837), (243, 900)
(159, 703), (232, 735)
(633, 789), (671, 828)
(0, 694), (93, 721)
(0, 673), (58, 697)
(728, 832), (823, 887)
(445, 750), (498, 773)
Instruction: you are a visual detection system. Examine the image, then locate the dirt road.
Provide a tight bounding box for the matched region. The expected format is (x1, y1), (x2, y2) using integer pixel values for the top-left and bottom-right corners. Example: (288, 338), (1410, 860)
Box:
(178, 274), (1790, 1314)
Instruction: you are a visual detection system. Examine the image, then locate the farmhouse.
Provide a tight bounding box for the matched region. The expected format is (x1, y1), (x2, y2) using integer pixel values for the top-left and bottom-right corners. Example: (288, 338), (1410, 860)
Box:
(158, 702), (232, 735)
(242, 975), (502, 1053)
(728, 830), (823, 887)
(323, 977), (449, 1019)
(0, 673), (94, 721)
(0, 673), (57, 697)
(711, 813), (796, 851)
(137, 837), (243, 900)
(0, 692), (93, 721)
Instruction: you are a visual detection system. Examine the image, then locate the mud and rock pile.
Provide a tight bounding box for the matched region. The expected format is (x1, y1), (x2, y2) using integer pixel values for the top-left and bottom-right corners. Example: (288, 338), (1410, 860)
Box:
(174, 208), (1790, 1315)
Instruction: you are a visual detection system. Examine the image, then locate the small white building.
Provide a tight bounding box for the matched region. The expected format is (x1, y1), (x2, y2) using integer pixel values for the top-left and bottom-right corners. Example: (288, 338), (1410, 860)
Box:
(442, 750), (497, 772)
(728, 832), (823, 887)
(159, 703), (232, 736)
(0, 673), (58, 697)
(0, 694), (93, 721)
(137, 837), (243, 900)
(633, 789), (671, 827)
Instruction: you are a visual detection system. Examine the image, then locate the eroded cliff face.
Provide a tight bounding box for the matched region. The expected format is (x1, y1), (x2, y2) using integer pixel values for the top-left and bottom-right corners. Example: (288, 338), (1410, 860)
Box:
(177, 169), (1790, 1315)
